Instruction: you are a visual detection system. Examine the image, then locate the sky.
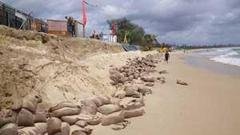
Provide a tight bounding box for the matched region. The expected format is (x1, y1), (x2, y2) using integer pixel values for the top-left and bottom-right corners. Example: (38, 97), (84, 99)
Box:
(2, 0), (240, 45)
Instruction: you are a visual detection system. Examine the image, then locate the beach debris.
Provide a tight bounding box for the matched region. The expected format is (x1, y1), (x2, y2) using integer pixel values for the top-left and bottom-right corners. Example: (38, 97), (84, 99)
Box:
(157, 77), (166, 84)
(159, 70), (168, 74)
(177, 80), (188, 86)
(111, 120), (130, 130)
(145, 82), (155, 87)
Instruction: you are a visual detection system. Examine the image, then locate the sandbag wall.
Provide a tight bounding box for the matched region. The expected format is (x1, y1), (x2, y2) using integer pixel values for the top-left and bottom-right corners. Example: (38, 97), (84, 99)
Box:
(0, 54), (163, 135)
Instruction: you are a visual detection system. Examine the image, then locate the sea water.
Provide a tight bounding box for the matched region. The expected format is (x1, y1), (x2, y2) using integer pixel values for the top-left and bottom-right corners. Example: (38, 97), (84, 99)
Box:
(198, 47), (240, 67)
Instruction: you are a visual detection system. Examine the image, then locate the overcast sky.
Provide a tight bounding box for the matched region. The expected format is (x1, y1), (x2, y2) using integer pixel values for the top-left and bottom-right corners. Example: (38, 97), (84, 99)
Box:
(2, 0), (240, 45)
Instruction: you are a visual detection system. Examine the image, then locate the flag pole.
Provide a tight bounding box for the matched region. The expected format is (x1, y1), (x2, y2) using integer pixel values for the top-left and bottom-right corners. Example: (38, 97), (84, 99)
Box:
(82, 0), (87, 37)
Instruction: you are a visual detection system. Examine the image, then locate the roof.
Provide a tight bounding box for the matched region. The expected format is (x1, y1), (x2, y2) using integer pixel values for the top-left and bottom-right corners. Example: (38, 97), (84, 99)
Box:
(47, 19), (67, 22)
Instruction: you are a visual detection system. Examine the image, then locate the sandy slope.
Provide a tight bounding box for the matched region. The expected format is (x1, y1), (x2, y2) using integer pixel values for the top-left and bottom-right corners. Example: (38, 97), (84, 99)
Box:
(92, 52), (240, 135)
(0, 25), (157, 109)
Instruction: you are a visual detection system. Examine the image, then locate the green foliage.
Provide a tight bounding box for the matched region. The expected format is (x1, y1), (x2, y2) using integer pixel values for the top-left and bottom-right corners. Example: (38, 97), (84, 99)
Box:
(107, 18), (159, 51)
(107, 18), (145, 44)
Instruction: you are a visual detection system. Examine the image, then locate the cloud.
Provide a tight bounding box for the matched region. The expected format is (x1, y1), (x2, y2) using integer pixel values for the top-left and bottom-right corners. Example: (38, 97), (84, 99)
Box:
(1, 0), (240, 44)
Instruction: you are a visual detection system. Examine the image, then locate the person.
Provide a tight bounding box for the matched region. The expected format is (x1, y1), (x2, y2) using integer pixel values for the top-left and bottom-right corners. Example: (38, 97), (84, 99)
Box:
(65, 16), (75, 37)
(165, 50), (170, 63)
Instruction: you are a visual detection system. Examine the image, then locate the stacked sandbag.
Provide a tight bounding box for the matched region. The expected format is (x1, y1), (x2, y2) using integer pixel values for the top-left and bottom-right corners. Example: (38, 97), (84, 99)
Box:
(101, 111), (125, 126)
(80, 95), (111, 115)
(0, 109), (18, 135)
(48, 101), (81, 125)
(109, 54), (158, 87)
(16, 94), (50, 135)
(107, 54), (161, 126)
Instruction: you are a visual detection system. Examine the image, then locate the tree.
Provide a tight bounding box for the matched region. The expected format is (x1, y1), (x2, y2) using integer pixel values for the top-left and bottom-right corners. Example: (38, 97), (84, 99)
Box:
(140, 34), (157, 51)
(107, 18), (145, 44)
(107, 18), (160, 51)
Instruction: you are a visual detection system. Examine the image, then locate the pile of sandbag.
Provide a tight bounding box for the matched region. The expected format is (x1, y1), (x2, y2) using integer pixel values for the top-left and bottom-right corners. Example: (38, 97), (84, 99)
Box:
(109, 54), (158, 86)
(110, 54), (165, 98)
(102, 54), (165, 128)
(0, 94), (46, 135)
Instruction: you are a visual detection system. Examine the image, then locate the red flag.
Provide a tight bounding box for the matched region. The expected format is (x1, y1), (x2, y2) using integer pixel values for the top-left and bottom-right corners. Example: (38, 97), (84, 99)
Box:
(82, 0), (87, 26)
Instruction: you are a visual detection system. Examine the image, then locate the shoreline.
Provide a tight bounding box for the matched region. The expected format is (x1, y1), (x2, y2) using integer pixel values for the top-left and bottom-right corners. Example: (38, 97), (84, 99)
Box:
(184, 50), (240, 77)
(92, 52), (240, 135)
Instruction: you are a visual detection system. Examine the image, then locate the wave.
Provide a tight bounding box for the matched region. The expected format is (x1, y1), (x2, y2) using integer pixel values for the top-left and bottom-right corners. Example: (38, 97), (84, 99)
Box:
(210, 49), (240, 67)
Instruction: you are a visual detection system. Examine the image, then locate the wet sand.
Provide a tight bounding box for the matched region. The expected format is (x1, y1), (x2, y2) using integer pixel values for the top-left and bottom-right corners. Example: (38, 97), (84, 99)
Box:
(92, 52), (240, 135)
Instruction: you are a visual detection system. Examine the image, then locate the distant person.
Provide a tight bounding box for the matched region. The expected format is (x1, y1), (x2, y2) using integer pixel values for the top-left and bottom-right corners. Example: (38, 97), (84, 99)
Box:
(165, 51), (170, 63)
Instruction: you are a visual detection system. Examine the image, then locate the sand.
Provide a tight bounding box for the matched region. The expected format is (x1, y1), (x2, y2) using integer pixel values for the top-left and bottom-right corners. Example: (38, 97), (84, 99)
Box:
(0, 25), (157, 109)
(92, 52), (240, 135)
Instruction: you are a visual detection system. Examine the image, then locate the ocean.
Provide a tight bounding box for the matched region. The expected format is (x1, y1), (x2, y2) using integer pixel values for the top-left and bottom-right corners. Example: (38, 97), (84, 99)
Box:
(185, 47), (240, 76)
(200, 47), (240, 67)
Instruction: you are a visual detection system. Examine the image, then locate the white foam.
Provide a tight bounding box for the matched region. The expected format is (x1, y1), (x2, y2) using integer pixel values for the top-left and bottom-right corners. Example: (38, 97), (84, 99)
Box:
(210, 51), (240, 67)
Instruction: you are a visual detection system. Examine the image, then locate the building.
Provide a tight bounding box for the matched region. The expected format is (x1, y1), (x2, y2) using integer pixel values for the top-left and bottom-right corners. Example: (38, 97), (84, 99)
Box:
(47, 19), (83, 37)
(0, 1), (16, 28)
(102, 30), (117, 43)
(31, 18), (47, 32)
(0, 1), (33, 30)
(74, 21), (83, 37)
(47, 19), (68, 36)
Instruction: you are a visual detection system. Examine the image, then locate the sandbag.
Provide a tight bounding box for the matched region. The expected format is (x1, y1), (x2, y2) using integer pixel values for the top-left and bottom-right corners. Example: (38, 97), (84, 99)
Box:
(61, 114), (93, 125)
(141, 76), (155, 82)
(0, 109), (17, 127)
(51, 107), (81, 118)
(54, 132), (62, 135)
(34, 112), (47, 123)
(123, 107), (145, 119)
(91, 96), (111, 107)
(138, 86), (152, 95)
(47, 117), (62, 135)
(80, 100), (98, 115)
(61, 115), (79, 125)
(35, 123), (47, 134)
(145, 82), (154, 87)
(124, 85), (141, 98)
(98, 104), (121, 115)
(22, 94), (42, 113)
(61, 122), (70, 135)
(113, 90), (126, 99)
(0, 123), (17, 135)
(0, 117), (16, 128)
(70, 125), (92, 135)
(49, 102), (81, 112)
(70, 125), (84, 135)
(87, 115), (101, 126)
(18, 127), (38, 135)
(119, 97), (144, 110)
(11, 100), (23, 111)
(71, 130), (87, 135)
(101, 111), (125, 126)
(18, 123), (47, 135)
(75, 120), (87, 128)
(17, 108), (34, 127)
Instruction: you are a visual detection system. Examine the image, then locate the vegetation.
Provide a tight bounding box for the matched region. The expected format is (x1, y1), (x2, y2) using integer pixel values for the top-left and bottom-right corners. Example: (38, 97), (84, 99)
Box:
(107, 18), (157, 50)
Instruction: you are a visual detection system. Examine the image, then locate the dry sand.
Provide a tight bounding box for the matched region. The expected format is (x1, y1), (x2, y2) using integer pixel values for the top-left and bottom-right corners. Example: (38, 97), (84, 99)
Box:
(92, 52), (240, 135)
(0, 25), (156, 109)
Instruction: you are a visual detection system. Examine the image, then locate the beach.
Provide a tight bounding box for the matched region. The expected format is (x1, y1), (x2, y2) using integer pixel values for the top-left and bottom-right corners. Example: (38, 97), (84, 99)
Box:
(92, 51), (240, 135)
